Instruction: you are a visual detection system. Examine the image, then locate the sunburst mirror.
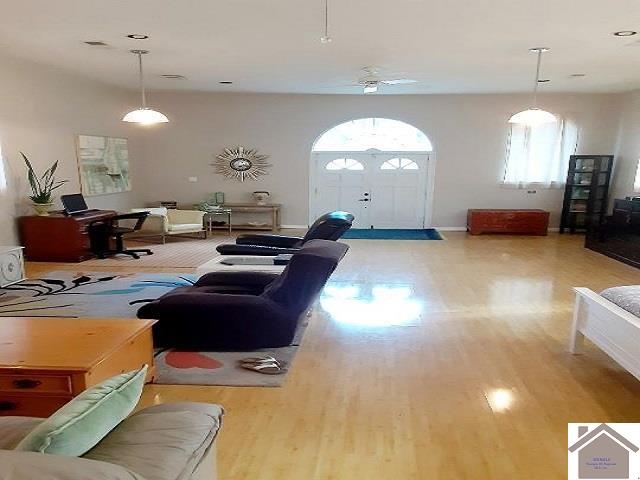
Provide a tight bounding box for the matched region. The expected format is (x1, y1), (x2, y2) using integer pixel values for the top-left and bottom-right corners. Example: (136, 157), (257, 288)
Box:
(213, 146), (271, 182)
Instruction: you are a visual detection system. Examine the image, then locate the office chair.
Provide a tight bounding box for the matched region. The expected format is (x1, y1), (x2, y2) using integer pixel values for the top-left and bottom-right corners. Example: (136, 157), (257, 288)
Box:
(90, 212), (154, 260)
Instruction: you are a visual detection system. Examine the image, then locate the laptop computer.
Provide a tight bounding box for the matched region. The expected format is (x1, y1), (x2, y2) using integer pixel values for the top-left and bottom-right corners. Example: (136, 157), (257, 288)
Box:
(60, 193), (99, 216)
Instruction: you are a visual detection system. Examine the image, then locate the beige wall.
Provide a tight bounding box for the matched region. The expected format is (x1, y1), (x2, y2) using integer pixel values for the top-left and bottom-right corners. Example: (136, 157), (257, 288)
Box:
(138, 91), (624, 228)
(0, 53), (142, 245)
(611, 91), (640, 203)
(0, 53), (628, 242)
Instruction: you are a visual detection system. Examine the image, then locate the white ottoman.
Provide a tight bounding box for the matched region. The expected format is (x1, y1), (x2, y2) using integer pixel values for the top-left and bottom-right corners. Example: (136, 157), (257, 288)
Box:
(196, 256), (287, 277)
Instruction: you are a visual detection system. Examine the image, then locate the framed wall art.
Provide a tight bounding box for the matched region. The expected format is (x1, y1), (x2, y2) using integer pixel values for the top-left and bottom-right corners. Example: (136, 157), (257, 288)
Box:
(76, 135), (131, 196)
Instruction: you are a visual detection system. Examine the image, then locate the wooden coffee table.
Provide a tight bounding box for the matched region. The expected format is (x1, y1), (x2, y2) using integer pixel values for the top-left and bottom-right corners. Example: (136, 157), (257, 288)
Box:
(0, 317), (156, 417)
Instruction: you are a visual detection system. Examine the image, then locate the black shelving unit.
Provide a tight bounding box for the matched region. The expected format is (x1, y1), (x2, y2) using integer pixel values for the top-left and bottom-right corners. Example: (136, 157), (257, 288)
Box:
(560, 155), (613, 234)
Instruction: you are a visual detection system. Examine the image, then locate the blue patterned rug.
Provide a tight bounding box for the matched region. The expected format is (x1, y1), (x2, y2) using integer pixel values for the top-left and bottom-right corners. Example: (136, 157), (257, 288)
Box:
(0, 271), (307, 387)
(0, 271), (196, 318)
(341, 228), (442, 240)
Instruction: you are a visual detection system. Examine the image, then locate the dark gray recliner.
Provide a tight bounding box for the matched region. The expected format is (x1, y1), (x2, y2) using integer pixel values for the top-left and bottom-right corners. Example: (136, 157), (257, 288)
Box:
(216, 211), (354, 256)
(137, 239), (349, 350)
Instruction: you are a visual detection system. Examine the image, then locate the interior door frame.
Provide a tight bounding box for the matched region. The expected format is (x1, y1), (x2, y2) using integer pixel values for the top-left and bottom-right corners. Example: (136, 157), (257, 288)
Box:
(309, 149), (436, 228)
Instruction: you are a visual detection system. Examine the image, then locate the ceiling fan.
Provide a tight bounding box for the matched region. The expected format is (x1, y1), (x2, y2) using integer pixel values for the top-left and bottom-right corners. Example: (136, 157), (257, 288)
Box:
(358, 67), (418, 94)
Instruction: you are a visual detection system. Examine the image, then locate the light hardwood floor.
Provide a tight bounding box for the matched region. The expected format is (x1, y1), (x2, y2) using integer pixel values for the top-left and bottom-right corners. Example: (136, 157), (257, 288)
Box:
(26, 233), (640, 479)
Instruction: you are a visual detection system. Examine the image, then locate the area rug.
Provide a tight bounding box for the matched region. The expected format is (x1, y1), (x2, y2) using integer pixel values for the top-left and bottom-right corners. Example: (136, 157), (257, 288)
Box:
(0, 271), (306, 387)
(153, 320), (308, 387)
(341, 228), (443, 240)
(81, 236), (231, 268)
(0, 271), (196, 317)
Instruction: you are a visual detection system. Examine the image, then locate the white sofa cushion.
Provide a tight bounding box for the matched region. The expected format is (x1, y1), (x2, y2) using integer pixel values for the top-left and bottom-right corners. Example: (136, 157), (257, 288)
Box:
(131, 207), (168, 216)
(0, 450), (145, 480)
(0, 417), (43, 450)
(167, 223), (203, 232)
(84, 402), (223, 480)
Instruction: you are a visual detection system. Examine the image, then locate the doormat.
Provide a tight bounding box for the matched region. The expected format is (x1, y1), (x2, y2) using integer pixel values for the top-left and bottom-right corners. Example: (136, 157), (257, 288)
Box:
(341, 229), (442, 240)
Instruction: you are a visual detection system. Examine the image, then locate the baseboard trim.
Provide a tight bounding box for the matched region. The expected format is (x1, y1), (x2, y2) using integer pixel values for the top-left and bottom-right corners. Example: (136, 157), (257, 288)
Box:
(434, 226), (467, 231)
(281, 224), (308, 229)
(435, 226), (559, 233)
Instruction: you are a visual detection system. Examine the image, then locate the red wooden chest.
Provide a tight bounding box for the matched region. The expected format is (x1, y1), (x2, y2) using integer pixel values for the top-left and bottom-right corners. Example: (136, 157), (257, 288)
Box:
(467, 209), (549, 236)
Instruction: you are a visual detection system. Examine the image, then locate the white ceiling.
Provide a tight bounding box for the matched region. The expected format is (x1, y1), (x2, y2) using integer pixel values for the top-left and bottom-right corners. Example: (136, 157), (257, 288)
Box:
(2, 0), (640, 94)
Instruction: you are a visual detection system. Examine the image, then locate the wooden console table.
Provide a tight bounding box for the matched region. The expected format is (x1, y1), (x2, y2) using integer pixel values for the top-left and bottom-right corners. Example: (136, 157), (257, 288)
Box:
(221, 203), (281, 231)
(0, 317), (156, 417)
(467, 209), (549, 235)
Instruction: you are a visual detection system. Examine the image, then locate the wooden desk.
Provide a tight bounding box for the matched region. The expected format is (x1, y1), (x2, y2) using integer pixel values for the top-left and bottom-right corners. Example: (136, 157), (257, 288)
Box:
(221, 203), (281, 231)
(20, 210), (117, 262)
(0, 317), (156, 417)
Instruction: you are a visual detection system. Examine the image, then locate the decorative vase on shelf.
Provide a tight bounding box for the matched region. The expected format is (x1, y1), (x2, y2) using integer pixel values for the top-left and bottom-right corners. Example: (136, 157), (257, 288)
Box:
(32, 202), (53, 216)
(252, 191), (270, 206)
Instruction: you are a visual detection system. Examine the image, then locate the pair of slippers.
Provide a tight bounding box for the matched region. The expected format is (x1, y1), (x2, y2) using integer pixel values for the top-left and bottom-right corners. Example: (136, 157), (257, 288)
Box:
(238, 356), (287, 375)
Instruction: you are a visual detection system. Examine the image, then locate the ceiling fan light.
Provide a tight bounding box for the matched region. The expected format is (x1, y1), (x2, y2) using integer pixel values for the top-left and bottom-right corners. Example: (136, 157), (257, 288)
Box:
(122, 108), (169, 125)
(508, 108), (557, 126)
(320, 35), (332, 44)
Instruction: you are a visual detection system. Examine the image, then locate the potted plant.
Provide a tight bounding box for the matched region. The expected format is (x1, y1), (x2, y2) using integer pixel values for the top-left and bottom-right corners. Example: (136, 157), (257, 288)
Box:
(21, 152), (67, 216)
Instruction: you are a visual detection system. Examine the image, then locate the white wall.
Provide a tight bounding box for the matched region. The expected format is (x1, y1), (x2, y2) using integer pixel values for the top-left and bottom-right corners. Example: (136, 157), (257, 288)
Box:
(611, 91), (640, 202)
(138, 91), (624, 228)
(0, 53), (143, 245)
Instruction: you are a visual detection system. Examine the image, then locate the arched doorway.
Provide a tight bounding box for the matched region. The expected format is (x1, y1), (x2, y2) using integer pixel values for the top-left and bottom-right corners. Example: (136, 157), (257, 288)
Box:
(310, 118), (434, 229)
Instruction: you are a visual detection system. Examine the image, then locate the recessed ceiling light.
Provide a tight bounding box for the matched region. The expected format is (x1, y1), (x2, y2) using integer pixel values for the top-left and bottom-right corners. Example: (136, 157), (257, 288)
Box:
(219, 81), (233, 84)
(614, 31), (637, 37)
(84, 41), (109, 46)
(127, 34), (149, 40)
(161, 74), (186, 80)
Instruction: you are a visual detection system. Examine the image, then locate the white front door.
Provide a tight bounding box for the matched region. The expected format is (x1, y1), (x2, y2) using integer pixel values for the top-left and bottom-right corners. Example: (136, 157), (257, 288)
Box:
(311, 151), (429, 229)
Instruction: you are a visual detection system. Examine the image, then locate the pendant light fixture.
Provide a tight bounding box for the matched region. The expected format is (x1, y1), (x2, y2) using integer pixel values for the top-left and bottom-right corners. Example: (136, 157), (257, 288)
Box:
(122, 50), (169, 125)
(320, 0), (332, 43)
(509, 47), (557, 126)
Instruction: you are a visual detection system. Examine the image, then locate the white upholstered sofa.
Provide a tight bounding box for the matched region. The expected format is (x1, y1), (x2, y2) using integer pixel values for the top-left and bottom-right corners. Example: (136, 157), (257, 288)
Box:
(131, 207), (206, 243)
(0, 402), (223, 480)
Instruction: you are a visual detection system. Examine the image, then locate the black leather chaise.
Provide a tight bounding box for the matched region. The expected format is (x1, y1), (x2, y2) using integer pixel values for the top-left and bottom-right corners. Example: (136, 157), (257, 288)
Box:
(137, 239), (349, 350)
(216, 211), (354, 256)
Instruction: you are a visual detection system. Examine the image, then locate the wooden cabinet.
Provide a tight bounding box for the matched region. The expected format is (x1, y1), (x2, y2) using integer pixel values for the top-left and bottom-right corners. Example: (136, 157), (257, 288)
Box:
(467, 209), (549, 235)
(0, 318), (156, 417)
(585, 198), (640, 269)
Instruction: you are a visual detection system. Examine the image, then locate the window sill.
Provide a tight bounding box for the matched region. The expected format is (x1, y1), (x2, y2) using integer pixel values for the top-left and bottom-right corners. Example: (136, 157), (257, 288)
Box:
(500, 182), (565, 190)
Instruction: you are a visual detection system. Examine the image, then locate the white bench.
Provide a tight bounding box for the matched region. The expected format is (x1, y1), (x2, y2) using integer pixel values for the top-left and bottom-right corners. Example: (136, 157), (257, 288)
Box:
(196, 256), (286, 277)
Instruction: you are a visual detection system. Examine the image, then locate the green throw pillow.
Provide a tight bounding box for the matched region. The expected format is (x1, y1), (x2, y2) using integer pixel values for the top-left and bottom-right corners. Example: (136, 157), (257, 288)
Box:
(15, 365), (147, 456)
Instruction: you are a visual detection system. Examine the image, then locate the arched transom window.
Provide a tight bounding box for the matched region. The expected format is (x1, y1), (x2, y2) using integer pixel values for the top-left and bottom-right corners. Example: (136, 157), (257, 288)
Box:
(313, 118), (432, 152)
(325, 158), (365, 171)
(381, 158), (419, 170)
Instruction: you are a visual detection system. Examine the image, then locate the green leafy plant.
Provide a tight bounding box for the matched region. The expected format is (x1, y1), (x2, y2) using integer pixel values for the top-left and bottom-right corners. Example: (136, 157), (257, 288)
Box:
(21, 152), (68, 204)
